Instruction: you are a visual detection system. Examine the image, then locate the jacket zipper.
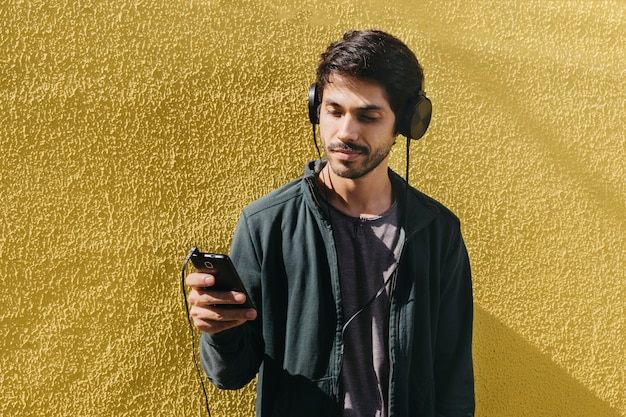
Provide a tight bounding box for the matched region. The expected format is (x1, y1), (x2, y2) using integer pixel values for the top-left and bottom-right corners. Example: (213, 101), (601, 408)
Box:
(387, 231), (407, 417)
(387, 216), (429, 416)
(305, 175), (345, 415)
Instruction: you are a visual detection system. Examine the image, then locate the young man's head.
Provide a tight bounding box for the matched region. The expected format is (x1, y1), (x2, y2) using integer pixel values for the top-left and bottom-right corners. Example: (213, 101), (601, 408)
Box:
(316, 30), (425, 135)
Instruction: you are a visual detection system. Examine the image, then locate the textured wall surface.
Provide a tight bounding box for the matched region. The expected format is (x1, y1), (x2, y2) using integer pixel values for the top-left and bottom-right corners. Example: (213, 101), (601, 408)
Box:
(1, 0), (624, 416)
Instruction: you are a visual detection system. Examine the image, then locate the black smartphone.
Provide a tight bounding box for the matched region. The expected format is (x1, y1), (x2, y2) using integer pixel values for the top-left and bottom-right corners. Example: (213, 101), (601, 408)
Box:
(189, 248), (255, 309)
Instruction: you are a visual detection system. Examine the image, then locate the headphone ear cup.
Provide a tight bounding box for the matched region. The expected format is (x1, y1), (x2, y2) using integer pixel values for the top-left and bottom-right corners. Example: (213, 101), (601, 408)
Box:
(401, 93), (432, 140)
(308, 83), (321, 125)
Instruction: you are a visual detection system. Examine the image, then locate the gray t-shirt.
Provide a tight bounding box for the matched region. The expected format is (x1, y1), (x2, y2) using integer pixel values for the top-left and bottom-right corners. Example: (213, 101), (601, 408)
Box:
(328, 201), (403, 417)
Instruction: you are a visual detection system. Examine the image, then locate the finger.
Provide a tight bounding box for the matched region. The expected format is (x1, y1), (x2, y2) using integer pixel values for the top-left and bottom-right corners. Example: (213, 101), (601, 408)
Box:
(190, 289), (250, 308)
(185, 272), (215, 288)
(190, 303), (255, 321)
(189, 305), (256, 334)
(193, 317), (248, 334)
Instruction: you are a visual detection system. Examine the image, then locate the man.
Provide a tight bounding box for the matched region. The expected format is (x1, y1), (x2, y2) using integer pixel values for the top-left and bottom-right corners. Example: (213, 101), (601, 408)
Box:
(187, 30), (475, 417)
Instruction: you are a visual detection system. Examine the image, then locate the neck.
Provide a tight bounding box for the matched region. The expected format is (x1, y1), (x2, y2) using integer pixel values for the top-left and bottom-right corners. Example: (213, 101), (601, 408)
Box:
(318, 163), (393, 218)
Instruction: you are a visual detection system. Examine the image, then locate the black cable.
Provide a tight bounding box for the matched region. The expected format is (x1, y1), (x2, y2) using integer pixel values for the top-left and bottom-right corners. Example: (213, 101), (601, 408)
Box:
(312, 123), (322, 160)
(181, 246), (212, 417)
(404, 136), (411, 233)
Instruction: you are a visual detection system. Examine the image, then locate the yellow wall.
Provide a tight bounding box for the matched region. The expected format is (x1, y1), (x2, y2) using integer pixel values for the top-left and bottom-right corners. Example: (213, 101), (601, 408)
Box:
(1, 0), (624, 416)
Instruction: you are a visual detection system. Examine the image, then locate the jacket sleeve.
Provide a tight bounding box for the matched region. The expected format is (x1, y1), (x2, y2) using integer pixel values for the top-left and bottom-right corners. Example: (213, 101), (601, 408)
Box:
(434, 225), (475, 416)
(199, 213), (265, 390)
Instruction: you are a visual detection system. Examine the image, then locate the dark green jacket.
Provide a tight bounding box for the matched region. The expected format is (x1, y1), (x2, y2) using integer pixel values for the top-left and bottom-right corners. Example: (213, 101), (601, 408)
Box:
(200, 160), (475, 417)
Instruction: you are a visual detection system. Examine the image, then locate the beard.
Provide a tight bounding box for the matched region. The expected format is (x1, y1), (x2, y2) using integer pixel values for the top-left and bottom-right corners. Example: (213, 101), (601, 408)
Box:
(324, 139), (394, 180)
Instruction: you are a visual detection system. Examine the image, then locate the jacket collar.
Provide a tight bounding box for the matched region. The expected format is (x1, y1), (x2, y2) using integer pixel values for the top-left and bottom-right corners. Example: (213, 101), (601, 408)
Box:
(303, 160), (438, 237)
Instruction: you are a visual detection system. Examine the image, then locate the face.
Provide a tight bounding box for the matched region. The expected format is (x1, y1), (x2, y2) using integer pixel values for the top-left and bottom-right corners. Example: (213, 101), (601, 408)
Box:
(319, 74), (397, 180)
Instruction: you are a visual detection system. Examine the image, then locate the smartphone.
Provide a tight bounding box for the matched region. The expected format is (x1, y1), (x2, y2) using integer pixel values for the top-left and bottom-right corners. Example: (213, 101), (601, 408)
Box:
(189, 248), (255, 309)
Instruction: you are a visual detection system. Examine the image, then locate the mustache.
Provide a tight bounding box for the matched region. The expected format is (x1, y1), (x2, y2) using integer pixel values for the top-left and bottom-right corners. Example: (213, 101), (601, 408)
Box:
(326, 141), (369, 154)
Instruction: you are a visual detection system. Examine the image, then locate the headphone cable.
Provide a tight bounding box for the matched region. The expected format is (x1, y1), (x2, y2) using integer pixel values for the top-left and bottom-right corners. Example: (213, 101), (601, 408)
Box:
(181, 247), (212, 417)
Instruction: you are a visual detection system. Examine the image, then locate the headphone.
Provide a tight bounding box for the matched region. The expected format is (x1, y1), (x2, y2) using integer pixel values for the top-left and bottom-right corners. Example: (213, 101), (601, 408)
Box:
(308, 83), (432, 140)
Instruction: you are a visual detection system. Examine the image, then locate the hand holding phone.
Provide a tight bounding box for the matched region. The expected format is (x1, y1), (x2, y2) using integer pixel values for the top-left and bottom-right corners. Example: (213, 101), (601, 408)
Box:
(185, 247), (256, 334)
(189, 248), (255, 309)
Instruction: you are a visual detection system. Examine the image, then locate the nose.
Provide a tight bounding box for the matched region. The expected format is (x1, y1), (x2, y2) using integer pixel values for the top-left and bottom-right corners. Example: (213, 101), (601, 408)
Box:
(337, 113), (359, 141)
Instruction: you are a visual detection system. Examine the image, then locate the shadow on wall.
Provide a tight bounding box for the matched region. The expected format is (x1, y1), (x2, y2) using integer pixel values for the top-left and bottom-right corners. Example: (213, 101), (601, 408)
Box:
(474, 306), (621, 417)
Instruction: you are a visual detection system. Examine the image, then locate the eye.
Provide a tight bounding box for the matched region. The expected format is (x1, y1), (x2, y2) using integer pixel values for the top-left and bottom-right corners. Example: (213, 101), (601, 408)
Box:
(359, 114), (378, 123)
